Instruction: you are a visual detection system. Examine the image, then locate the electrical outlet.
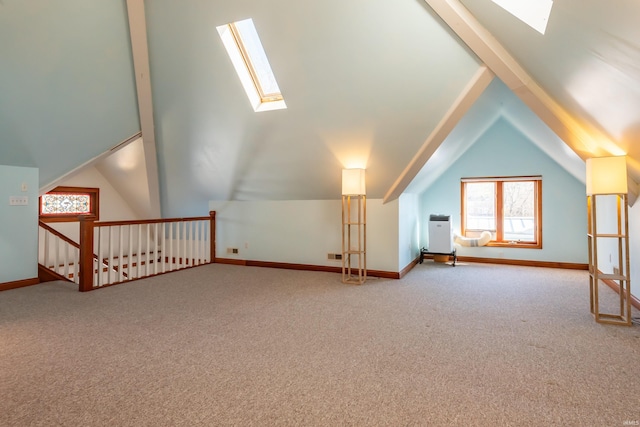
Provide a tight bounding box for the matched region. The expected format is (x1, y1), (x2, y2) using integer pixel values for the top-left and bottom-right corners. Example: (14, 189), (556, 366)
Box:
(9, 196), (28, 206)
(226, 248), (239, 254)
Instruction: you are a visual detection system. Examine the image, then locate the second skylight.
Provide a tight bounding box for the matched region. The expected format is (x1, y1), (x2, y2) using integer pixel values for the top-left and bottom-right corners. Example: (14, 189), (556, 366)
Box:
(492, 0), (553, 35)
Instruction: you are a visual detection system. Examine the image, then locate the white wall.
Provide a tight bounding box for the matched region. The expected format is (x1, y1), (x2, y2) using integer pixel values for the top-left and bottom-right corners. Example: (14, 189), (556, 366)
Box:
(593, 194), (639, 302)
(398, 193), (420, 270)
(209, 199), (400, 273)
(592, 195), (623, 275)
(0, 166), (39, 283)
(47, 166), (141, 243)
(420, 118), (587, 264)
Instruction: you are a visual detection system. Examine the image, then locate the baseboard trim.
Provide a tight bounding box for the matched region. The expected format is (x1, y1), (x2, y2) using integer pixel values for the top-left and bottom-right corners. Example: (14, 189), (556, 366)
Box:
(399, 256), (421, 279)
(368, 269), (400, 279)
(600, 277), (640, 311)
(215, 258), (400, 279)
(248, 260), (341, 274)
(0, 277), (39, 292)
(213, 255), (588, 281)
(38, 264), (73, 283)
(452, 256), (588, 270)
(214, 257), (247, 266)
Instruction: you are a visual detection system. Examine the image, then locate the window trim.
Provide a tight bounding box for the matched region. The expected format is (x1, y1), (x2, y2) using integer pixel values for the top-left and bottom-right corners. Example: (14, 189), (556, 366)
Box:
(39, 186), (99, 223)
(217, 18), (286, 112)
(460, 176), (542, 249)
(228, 21), (283, 104)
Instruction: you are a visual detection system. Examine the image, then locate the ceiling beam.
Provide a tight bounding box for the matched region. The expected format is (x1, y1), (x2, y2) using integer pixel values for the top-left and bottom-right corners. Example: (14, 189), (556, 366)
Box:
(126, 0), (162, 217)
(383, 65), (494, 203)
(422, 0), (638, 206)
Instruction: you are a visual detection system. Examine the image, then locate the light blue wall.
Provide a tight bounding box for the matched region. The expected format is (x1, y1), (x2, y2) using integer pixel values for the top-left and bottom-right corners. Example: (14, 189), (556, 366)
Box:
(420, 117), (587, 264)
(398, 193), (420, 270)
(0, 0), (140, 187)
(209, 199), (400, 272)
(0, 166), (39, 283)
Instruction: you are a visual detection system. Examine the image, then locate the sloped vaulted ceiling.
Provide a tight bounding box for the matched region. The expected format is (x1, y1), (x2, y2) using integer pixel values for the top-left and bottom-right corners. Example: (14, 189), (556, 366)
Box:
(457, 0), (640, 184)
(405, 78), (586, 194)
(0, 0), (140, 186)
(145, 0), (482, 216)
(3, 0), (640, 218)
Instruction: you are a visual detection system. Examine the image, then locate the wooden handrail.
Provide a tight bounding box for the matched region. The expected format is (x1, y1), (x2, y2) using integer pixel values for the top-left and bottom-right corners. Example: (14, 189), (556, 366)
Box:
(39, 220), (120, 272)
(39, 221), (80, 249)
(76, 212), (216, 291)
(96, 216), (211, 227)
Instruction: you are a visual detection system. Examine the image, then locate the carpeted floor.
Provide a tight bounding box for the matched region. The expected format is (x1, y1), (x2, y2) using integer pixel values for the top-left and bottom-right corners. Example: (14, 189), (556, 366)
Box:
(1, 262), (639, 426)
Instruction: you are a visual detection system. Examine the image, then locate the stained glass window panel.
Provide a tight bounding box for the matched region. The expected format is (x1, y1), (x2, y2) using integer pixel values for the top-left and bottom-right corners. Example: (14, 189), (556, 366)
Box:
(41, 193), (91, 215)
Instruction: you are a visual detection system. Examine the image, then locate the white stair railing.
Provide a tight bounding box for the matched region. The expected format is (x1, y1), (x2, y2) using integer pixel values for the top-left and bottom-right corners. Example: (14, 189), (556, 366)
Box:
(38, 222), (80, 284)
(78, 212), (216, 291)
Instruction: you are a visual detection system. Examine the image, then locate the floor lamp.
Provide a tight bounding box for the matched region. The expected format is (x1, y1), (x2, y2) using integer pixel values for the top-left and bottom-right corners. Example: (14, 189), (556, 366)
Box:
(342, 168), (366, 284)
(586, 156), (632, 325)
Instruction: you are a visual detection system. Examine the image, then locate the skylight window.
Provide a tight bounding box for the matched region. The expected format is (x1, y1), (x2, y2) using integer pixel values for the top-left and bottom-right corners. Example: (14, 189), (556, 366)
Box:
(492, 0), (553, 35)
(217, 18), (286, 112)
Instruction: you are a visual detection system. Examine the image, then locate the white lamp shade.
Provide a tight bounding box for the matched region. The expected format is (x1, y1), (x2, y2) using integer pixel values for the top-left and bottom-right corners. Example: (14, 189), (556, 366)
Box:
(342, 168), (366, 195)
(586, 156), (628, 195)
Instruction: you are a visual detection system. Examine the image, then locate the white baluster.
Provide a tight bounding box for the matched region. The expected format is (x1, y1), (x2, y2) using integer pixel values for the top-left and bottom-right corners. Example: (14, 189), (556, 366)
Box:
(97, 227), (104, 287)
(153, 223), (159, 275)
(107, 226), (114, 285)
(128, 224), (133, 280)
(63, 237), (70, 279)
(169, 222), (174, 271)
(161, 222), (166, 273)
(183, 222), (187, 268)
(137, 223), (142, 278)
(145, 223), (150, 276)
(118, 225), (124, 282)
(53, 235), (60, 275)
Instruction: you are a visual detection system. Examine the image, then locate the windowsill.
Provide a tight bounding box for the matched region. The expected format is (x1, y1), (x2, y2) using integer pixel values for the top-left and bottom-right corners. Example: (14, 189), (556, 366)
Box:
(486, 241), (542, 249)
(39, 214), (98, 223)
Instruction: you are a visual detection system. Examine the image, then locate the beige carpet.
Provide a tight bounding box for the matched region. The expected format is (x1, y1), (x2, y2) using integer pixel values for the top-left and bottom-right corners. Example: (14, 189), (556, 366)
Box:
(1, 262), (639, 426)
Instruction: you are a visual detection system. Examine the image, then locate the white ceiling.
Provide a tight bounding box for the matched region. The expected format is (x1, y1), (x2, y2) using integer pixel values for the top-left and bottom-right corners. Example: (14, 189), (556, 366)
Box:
(3, 0), (640, 217)
(405, 77), (586, 194)
(458, 0), (640, 170)
(144, 0), (482, 216)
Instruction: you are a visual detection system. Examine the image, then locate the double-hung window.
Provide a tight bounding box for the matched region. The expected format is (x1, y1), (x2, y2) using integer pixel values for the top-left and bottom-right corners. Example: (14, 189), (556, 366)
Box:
(461, 176), (542, 248)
